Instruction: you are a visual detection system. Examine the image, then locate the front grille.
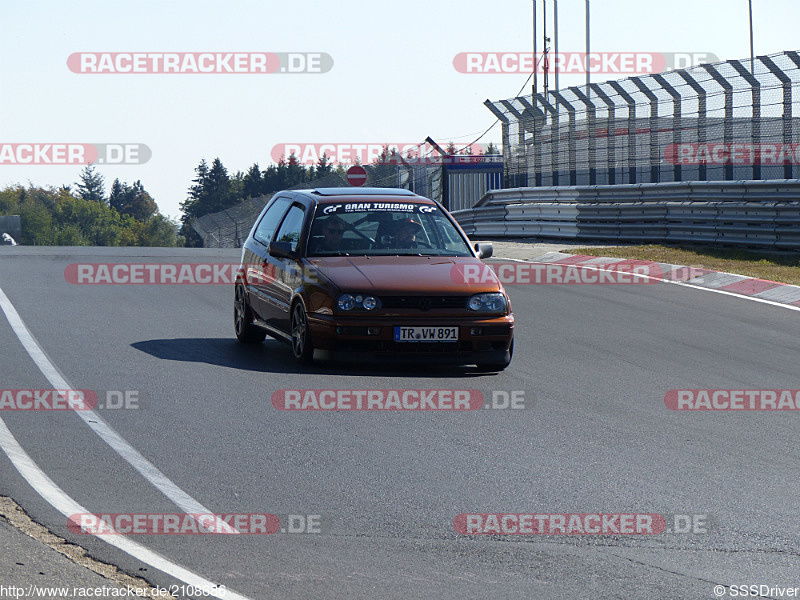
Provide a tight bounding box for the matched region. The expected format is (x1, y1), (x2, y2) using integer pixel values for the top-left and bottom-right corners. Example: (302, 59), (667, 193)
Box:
(380, 296), (468, 311)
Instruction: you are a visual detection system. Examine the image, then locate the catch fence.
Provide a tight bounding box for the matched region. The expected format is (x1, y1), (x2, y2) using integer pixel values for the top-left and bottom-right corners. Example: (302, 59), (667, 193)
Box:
(486, 51), (800, 187)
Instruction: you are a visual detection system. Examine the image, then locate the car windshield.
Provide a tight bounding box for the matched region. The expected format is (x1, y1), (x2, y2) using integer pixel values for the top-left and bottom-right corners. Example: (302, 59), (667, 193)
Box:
(307, 201), (473, 257)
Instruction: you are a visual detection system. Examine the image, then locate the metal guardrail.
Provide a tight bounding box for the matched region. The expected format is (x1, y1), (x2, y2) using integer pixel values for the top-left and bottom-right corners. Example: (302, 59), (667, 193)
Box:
(452, 180), (800, 249)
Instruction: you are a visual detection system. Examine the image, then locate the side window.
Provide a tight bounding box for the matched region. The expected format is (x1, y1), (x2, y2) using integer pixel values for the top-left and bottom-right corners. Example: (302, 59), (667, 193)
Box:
(274, 204), (306, 253)
(253, 197), (291, 246)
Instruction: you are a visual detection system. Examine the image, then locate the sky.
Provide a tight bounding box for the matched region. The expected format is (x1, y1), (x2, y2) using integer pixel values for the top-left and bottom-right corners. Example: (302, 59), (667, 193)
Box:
(0, 0), (798, 220)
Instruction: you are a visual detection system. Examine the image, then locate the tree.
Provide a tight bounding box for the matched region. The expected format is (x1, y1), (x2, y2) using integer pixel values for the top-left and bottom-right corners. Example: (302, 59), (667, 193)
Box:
(123, 181), (157, 222)
(229, 170), (245, 203)
(262, 163), (282, 192)
(315, 153), (333, 177)
(284, 153), (306, 188)
(204, 157), (234, 213)
(242, 163), (263, 199)
(139, 214), (183, 247)
(374, 145), (391, 164)
(109, 179), (125, 211)
(485, 142), (500, 156)
(109, 179), (157, 221)
(1, 183), (180, 247)
(180, 159), (210, 225)
(75, 164), (106, 203)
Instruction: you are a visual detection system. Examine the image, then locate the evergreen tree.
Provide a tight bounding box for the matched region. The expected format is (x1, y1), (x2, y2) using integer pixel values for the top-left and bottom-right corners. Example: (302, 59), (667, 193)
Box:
(262, 164), (282, 192)
(204, 157), (233, 213)
(243, 163), (263, 198)
(76, 164), (106, 203)
(180, 159), (210, 225)
(284, 153), (306, 188)
(374, 145), (391, 164)
(315, 153), (333, 177)
(123, 181), (158, 221)
(109, 179), (157, 222)
(109, 178), (125, 212)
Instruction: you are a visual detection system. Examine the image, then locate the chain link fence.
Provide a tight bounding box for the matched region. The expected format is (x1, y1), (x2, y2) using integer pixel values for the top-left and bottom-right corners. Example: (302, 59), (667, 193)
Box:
(189, 197), (267, 249)
(189, 164), (441, 248)
(487, 51), (800, 187)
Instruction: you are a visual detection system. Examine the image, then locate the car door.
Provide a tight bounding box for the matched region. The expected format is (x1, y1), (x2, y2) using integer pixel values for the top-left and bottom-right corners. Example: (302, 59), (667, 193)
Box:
(261, 202), (308, 334)
(247, 195), (291, 319)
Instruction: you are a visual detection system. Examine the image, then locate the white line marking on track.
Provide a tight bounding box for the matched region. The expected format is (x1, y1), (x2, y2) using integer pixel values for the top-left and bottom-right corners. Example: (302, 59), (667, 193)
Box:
(0, 287), (235, 529)
(0, 286), (252, 599)
(0, 418), (250, 600)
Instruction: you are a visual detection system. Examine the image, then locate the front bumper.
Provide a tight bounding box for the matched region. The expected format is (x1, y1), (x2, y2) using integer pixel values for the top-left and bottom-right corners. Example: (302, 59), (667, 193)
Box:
(307, 312), (514, 362)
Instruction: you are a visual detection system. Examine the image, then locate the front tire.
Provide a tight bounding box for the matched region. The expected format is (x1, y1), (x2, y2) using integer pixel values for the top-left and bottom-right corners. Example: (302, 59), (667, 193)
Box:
(234, 283), (267, 343)
(291, 302), (314, 363)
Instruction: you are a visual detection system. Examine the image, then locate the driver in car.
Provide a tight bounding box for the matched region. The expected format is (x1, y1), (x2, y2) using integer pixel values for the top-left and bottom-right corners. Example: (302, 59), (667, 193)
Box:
(311, 215), (346, 253)
(393, 218), (423, 248)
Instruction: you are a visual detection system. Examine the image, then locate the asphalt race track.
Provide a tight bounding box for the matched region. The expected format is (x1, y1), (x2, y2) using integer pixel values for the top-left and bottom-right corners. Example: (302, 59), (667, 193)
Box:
(1, 247), (799, 600)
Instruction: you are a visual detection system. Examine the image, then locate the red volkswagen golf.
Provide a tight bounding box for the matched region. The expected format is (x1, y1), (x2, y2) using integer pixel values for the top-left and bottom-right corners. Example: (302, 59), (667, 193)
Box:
(234, 187), (514, 371)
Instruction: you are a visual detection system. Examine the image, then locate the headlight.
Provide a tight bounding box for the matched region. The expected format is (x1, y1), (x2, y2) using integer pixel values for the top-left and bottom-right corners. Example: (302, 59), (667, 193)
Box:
(467, 293), (507, 313)
(338, 294), (356, 311)
(337, 294), (381, 311)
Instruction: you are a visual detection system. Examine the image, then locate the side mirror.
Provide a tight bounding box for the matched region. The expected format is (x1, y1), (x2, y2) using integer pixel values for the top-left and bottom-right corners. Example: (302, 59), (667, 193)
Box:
(268, 241), (294, 259)
(474, 242), (493, 259)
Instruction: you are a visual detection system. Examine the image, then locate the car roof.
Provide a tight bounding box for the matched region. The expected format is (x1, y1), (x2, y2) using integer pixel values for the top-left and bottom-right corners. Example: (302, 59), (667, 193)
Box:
(290, 187), (431, 204)
(310, 187), (418, 197)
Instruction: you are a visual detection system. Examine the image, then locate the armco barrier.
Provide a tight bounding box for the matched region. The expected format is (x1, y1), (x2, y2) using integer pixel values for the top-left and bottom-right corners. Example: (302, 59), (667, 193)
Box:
(452, 180), (800, 249)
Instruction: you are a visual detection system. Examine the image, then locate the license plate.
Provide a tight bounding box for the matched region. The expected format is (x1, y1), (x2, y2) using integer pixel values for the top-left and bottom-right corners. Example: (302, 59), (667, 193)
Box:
(394, 326), (458, 342)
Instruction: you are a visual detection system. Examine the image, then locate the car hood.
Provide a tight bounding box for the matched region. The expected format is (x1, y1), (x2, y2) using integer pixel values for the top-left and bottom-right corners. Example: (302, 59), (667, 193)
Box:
(307, 256), (502, 294)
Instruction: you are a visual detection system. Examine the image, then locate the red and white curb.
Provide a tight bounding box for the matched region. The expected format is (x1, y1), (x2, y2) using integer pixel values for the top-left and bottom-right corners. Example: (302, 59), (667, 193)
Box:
(503, 251), (800, 310)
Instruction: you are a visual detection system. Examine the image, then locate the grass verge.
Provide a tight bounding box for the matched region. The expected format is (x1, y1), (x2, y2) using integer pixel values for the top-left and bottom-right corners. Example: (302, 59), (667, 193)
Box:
(572, 245), (800, 286)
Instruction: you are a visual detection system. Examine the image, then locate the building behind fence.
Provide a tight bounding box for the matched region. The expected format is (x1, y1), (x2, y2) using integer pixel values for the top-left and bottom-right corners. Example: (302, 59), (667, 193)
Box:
(486, 50), (800, 188)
